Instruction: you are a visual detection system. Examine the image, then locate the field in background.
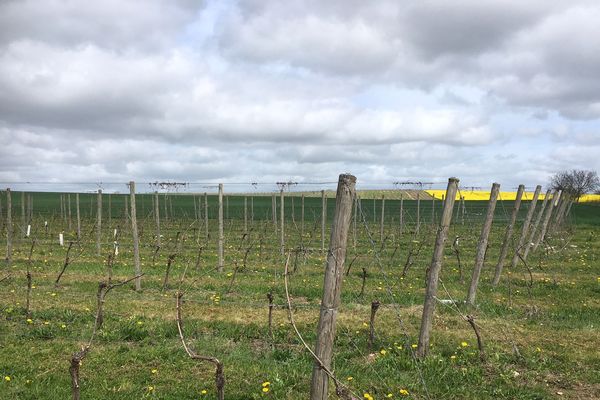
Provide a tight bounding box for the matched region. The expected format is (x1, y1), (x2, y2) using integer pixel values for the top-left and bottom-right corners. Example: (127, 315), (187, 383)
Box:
(1, 189), (599, 399)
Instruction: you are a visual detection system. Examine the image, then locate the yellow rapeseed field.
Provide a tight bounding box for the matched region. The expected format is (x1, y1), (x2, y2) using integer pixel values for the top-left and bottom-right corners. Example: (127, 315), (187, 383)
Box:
(425, 190), (600, 202)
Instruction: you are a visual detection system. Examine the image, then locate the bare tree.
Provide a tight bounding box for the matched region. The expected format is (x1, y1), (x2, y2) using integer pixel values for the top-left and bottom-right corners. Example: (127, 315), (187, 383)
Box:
(550, 169), (599, 200)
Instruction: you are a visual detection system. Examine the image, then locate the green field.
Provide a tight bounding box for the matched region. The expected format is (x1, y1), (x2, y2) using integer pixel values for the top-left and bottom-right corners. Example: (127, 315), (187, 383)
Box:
(1, 191), (599, 399)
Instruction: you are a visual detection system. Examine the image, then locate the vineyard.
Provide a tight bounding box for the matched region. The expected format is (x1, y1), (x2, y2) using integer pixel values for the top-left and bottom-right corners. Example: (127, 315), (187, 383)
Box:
(1, 177), (599, 400)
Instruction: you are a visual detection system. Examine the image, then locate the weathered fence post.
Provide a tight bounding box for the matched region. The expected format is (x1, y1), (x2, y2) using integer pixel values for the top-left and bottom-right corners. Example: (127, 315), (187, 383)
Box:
(280, 189), (285, 256)
(493, 184), (524, 284)
(130, 181), (141, 291)
(218, 184), (224, 272)
(503, 185), (541, 281)
(309, 174), (356, 400)
(76, 193), (81, 241)
(460, 196), (465, 225)
(321, 190), (326, 252)
(533, 190), (560, 252)
(466, 182), (500, 306)
(96, 190), (102, 256)
(154, 191), (161, 247)
(432, 195), (436, 224)
(416, 177), (459, 358)
(21, 191), (25, 237)
(523, 189), (551, 261)
(5, 189), (12, 266)
(108, 193), (111, 227)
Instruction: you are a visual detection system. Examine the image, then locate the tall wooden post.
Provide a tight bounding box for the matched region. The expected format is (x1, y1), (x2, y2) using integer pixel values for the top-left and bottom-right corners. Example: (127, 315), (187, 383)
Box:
(460, 196), (465, 225)
(218, 184), (224, 272)
(5, 189), (12, 266)
(154, 191), (161, 247)
(503, 185), (541, 281)
(309, 174), (356, 400)
(96, 189), (102, 256)
(533, 190), (561, 252)
(130, 182), (141, 291)
(76, 193), (81, 240)
(416, 177), (459, 358)
(280, 189), (285, 256)
(493, 184), (524, 283)
(321, 190), (326, 252)
(523, 189), (551, 261)
(21, 191), (25, 237)
(466, 183), (500, 306)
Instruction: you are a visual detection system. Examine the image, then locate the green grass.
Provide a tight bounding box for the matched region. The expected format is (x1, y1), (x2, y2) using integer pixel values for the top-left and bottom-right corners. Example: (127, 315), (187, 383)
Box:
(1, 193), (599, 399)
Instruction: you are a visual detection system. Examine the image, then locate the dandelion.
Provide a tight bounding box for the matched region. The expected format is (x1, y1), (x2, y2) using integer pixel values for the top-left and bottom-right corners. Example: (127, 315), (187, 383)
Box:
(201, 389), (207, 395)
(262, 387), (269, 393)
(347, 376), (354, 381)
(380, 349), (387, 355)
(460, 341), (468, 347)
(411, 344), (417, 349)
(43, 321), (49, 325)
(137, 321), (143, 325)
(399, 388), (409, 396)
(387, 393), (394, 398)
(26, 319), (33, 324)
(61, 324), (66, 329)
(450, 355), (457, 360)
(151, 369), (158, 374)
(364, 393), (374, 400)
(226, 272), (233, 277)
(147, 385), (154, 392)
(4, 376), (11, 382)
(262, 381), (270, 387)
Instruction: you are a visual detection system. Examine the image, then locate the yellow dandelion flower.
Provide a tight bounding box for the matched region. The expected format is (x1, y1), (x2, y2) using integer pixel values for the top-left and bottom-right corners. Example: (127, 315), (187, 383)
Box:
(380, 349), (387, 355)
(460, 341), (468, 347)
(399, 388), (409, 396)
(347, 376), (354, 381)
(4, 376), (11, 382)
(147, 385), (154, 392)
(151, 369), (158, 374)
(26, 319), (33, 324)
(201, 389), (207, 395)
(262, 387), (269, 393)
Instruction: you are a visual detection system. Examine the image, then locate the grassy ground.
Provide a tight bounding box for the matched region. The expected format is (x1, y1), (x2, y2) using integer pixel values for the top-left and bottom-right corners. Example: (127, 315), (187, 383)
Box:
(1, 193), (599, 399)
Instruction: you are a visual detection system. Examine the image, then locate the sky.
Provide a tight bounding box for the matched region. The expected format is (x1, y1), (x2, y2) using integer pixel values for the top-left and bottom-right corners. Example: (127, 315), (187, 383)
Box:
(1, 0), (599, 193)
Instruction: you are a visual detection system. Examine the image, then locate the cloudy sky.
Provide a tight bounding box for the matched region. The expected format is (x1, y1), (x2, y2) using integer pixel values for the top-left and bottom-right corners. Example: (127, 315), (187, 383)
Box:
(1, 0), (599, 192)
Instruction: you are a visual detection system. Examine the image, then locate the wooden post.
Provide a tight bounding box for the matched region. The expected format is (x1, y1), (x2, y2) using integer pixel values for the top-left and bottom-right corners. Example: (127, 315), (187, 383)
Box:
(492, 184), (524, 284)
(251, 196), (254, 223)
(280, 189), (285, 256)
(466, 183), (500, 306)
(130, 182), (141, 291)
(551, 194), (570, 231)
(321, 190), (326, 252)
(108, 194), (112, 227)
(503, 185), (541, 280)
(380, 195), (385, 243)
(244, 196), (248, 234)
(523, 189), (551, 261)
(76, 193), (81, 240)
(218, 184), (224, 272)
(96, 190), (102, 256)
(5, 189), (12, 266)
(27, 194), (32, 222)
(154, 191), (161, 247)
(416, 177), (459, 358)
(533, 190), (560, 252)
(460, 196), (465, 225)
(309, 174), (356, 400)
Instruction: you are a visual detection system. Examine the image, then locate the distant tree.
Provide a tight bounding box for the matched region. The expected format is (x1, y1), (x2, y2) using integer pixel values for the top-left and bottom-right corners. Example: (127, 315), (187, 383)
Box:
(550, 169), (599, 200)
